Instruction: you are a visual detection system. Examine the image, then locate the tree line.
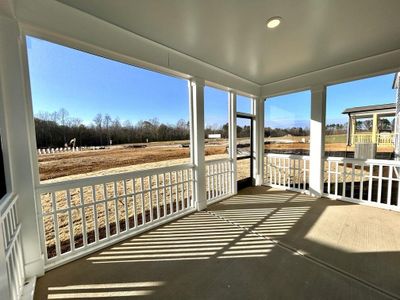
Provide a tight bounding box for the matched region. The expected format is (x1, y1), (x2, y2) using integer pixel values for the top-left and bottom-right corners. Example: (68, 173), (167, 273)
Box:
(35, 109), (356, 148)
(34, 109), (191, 148)
(34, 108), (254, 148)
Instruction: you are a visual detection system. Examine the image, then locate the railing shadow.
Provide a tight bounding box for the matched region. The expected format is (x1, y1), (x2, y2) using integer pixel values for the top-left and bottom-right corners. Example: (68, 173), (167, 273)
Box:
(35, 186), (400, 299)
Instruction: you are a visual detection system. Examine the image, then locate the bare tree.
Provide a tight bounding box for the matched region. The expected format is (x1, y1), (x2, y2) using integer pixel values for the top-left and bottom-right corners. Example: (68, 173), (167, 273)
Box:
(104, 114), (112, 145)
(93, 113), (103, 145)
(58, 108), (69, 144)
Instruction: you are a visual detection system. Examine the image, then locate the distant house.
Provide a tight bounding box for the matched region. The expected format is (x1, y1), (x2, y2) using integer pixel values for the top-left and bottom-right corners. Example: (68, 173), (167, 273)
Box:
(342, 103), (396, 146)
(208, 133), (222, 139)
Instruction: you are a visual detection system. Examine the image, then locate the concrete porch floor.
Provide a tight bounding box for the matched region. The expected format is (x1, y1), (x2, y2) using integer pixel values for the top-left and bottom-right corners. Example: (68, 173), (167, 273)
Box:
(34, 187), (400, 299)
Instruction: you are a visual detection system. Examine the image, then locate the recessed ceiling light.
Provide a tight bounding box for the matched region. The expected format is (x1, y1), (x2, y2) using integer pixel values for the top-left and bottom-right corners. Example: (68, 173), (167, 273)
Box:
(266, 17), (282, 29)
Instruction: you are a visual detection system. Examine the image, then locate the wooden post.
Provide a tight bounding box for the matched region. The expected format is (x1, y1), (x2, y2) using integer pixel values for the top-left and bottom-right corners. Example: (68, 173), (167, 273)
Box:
(189, 78), (206, 210)
(309, 86), (326, 197)
(372, 113), (378, 144)
(351, 116), (356, 145)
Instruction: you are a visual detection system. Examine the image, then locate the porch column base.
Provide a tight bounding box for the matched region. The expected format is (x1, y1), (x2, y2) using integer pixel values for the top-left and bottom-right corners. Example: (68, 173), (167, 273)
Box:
(24, 256), (45, 278)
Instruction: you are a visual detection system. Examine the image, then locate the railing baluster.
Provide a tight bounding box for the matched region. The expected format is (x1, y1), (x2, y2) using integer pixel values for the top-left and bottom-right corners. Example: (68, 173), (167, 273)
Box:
(51, 192), (61, 257)
(149, 176), (154, 221)
(335, 161), (339, 197)
(377, 165), (383, 204)
(162, 173), (167, 217)
(79, 187), (87, 247)
(168, 172), (173, 214)
(66, 189), (74, 252)
(387, 165), (393, 206)
(360, 164), (364, 201)
(185, 169), (190, 208)
(368, 165), (373, 203)
(155, 174), (160, 219)
(342, 163), (347, 197)
(140, 176), (145, 224)
(113, 181), (120, 235)
(92, 185), (99, 242)
(351, 164), (355, 199)
(180, 170), (184, 210)
(102, 184), (110, 239)
(327, 161), (331, 195)
(123, 179), (129, 230)
(132, 178), (138, 228)
(171, 172), (176, 211)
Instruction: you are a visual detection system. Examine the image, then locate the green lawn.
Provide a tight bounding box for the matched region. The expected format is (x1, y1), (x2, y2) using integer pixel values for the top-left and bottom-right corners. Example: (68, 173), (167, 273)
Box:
(325, 134), (347, 143)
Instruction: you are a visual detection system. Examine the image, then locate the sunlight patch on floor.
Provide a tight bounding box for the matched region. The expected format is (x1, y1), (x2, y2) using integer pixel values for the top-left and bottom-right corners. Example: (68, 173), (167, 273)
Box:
(47, 281), (165, 299)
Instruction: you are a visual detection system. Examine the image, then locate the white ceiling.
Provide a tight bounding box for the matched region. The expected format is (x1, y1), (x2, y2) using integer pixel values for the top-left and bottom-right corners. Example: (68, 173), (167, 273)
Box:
(58, 0), (400, 85)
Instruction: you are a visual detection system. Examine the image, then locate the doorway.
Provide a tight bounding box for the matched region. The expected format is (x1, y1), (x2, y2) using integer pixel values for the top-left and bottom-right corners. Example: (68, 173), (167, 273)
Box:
(236, 114), (254, 190)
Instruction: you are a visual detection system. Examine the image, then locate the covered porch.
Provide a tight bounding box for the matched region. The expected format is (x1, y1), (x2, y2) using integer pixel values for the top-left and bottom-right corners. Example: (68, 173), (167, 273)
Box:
(34, 187), (400, 299)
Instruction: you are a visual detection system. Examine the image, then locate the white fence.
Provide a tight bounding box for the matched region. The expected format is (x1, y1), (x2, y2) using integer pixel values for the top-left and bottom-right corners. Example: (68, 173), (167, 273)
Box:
(1, 195), (25, 300)
(205, 158), (234, 203)
(36, 164), (195, 269)
(324, 157), (400, 211)
(37, 146), (89, 155)
(264, 153), (310, 193)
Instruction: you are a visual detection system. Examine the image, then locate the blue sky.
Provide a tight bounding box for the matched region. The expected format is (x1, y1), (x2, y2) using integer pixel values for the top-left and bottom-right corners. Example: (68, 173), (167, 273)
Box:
(27, 36), (189, 126)
(265, 73), (396, 128)
(27, 36), (396, 129)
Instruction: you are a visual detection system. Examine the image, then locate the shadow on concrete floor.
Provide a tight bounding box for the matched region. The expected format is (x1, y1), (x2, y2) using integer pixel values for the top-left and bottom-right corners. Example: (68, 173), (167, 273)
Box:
(35, 186), (400, 300)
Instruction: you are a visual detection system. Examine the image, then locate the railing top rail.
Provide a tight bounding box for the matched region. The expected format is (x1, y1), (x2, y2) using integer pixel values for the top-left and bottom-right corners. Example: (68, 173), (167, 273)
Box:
(205, 157), (232, 165)
(353, 132), (372, 135)
(325, 156), (400, 166)
(37, 163), (194, 193)
(265, 153), (310, 160)
(0, 193), (17, 219)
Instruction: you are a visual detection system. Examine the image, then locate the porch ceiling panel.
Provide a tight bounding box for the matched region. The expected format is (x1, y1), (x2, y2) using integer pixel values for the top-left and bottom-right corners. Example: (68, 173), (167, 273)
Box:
(58, 0), (400, 86)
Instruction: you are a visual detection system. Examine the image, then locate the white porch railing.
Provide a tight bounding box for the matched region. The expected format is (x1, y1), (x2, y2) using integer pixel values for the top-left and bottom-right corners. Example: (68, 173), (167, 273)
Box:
(1, 195), (25, 300)
(36, 164), (195, 269)
(264, 153), (310, 193)
(324, 157), (400, 211)
(205, 158), (234, 203)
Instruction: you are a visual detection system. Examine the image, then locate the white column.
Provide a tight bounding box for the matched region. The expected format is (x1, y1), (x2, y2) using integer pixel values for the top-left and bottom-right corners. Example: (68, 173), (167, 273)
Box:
(254, 97), (264, 186)
(0, 17), (44, 277)
(189, 78), (206, 210)
(229, 92), (237, 194)
(309, 86), (326, 197)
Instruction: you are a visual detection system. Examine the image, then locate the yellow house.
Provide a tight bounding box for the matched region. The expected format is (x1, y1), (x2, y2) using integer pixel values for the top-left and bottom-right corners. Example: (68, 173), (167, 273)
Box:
(343, 103), (396, 146)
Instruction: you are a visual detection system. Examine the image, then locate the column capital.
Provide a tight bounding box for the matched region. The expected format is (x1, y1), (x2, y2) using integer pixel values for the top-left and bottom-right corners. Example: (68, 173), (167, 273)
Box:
(190, 77), (205, 87)
(311, 85), (326, 94)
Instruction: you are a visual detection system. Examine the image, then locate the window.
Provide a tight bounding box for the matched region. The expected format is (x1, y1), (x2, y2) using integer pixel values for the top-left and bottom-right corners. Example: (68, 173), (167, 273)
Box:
(326, 73), (396, 159)
(204, 86), (229, 159)
(26, 36), (190, 182)
(264, 90), (311, 155)
(237, 94), (253, 114)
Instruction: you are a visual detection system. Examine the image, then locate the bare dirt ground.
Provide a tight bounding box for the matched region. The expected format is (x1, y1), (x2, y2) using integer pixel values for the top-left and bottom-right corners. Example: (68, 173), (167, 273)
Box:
(39, 144), (227, 181)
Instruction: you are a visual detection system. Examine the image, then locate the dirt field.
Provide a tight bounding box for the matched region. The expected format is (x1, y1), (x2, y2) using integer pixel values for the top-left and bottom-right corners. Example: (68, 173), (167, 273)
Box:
(39, 144), (227, 181)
